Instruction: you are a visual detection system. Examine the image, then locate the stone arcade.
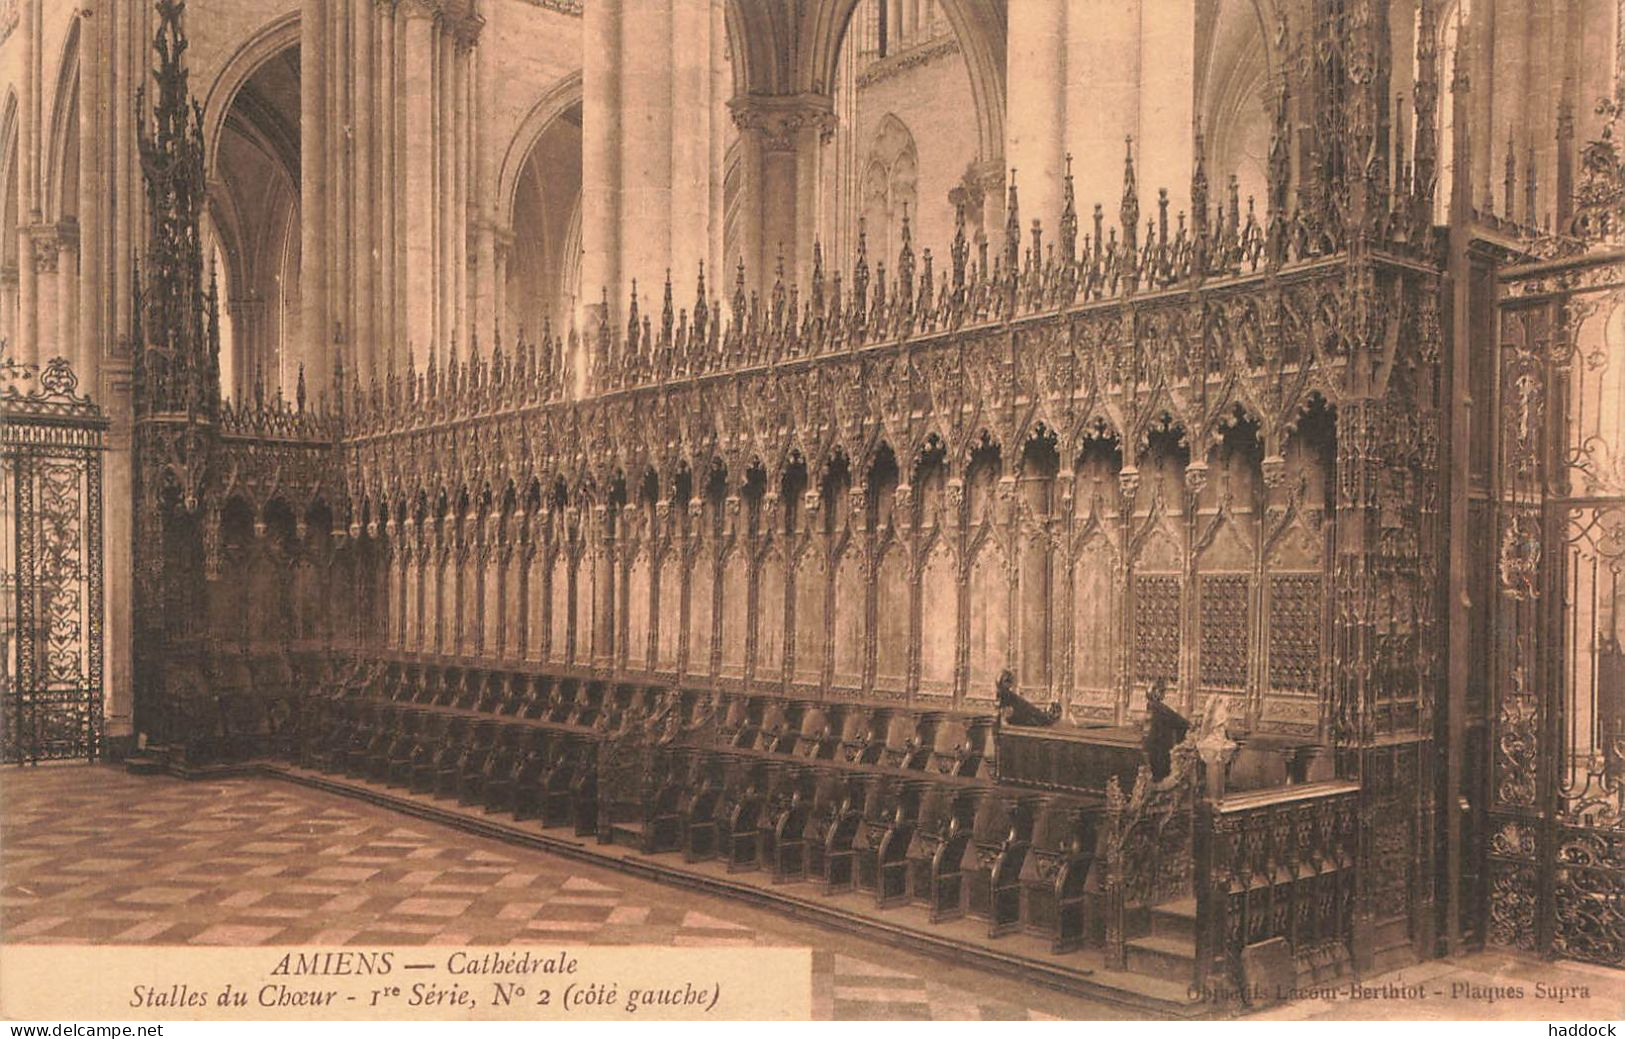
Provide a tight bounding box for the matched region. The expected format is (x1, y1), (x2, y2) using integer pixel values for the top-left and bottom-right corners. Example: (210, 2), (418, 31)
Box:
(1, 0), (1622, 1017)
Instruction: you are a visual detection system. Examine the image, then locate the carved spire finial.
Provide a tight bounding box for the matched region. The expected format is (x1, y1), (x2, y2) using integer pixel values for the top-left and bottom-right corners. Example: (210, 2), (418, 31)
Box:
(1060, 153), (1078, 263)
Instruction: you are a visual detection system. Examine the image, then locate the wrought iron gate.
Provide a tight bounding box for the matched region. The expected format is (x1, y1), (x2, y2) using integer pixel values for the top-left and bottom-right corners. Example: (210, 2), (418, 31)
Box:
(1, 357), (107, 764)
(1489, 237), (1625, 968)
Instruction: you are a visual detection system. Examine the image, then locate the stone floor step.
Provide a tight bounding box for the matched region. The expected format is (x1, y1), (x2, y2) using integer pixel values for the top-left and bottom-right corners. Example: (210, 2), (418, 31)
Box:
(1125, 934), (1198, 982)
(124, 754), (167, 776)
(1150, 898), (1199, 942)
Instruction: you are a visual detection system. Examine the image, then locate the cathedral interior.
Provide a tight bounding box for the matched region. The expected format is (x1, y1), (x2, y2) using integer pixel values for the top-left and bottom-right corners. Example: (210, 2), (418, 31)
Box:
(1, 0), (1623, 1020)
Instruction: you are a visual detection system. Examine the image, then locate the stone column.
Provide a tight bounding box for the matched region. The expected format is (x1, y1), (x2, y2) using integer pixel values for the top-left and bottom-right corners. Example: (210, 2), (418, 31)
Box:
(29, 227), (59, 365)
(436, 27), (453, 352)
(581, 0), (621, 344)
(78, 0), (104, 399)
(301, 0), (331, 388)
(54, 226), (78, 374)
(399, 0), (437, 354)
(669, 0), (717, 298)
(619, 1), (674, 305)
(229, 297), (268, 399)
(14, 0), (39, 366)
(1009, 0), (1065, 233)
(378, 1), (398, 366)
(330, 0), (351, 384)
(1, 266), (17, 346)
(729, 94), (836, 290)
(452, 31), (470, 355)
(1062, 0), (1128, 215)
(1135, 0), (1194, 207)
(492, 227), (512, 344)
(473, 4), (497, 354)
(352, 0), (376, 379)
(708, 0), (728, 290)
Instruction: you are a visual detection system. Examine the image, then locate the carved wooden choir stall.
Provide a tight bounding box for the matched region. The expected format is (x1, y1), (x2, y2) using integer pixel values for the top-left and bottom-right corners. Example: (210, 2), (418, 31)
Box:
(102, 0), (1624, 1013)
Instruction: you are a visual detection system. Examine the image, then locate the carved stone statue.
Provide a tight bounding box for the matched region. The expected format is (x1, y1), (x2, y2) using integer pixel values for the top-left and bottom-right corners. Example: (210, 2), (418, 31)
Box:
(996, 669), (1060, 728)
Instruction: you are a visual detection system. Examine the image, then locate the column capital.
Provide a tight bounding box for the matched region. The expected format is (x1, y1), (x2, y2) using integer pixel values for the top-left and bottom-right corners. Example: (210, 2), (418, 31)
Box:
(397, 0), (440, 21)
(728, 93), (837, 152)
(448, 11), (483, 48)
(23, 223), (64, 273)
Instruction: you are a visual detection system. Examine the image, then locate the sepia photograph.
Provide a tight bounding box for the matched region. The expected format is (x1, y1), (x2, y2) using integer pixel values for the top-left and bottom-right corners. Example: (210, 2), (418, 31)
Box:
(0, 0), (1622, 1026)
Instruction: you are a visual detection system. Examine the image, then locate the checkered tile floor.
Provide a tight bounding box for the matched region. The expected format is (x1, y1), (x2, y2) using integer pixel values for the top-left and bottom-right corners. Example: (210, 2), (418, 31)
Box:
(1, 766), (1126, 1020)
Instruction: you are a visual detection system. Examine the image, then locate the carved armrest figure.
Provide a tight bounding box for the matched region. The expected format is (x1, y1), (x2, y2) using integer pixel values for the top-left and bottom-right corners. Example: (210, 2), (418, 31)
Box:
(996, 669), (1060, 728)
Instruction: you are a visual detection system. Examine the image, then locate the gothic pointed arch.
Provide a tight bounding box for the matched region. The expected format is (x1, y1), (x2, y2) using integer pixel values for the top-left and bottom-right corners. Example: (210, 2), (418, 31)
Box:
(44, 17), (79, 223)
(1, 92), (18, 347)
(201, 12), (301, 181)
(198, 21), (301, 400)
(799, 0), (1005, 164)
(499, 78), (583, 345)
(1199, 0), (1276, 214)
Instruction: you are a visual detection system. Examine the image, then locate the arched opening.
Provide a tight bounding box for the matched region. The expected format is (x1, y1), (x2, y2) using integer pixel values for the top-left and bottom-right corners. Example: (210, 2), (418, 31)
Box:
(1200, 0), (1273, 218)
(505, 101), (583, 346)
(207, 39), (301, 401)
(1435, 0), (1470, 222)
(1, 95), (18, 348)
(819, 0), (987, 270)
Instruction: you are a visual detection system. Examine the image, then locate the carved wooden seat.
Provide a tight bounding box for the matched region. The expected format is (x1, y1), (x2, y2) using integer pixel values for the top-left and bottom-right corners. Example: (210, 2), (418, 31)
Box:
(484, 726), (540, 813)
(542, 678), (573, 723)
(929, 715), (996, 777)
(634, 748), (685, 853)
(444, 719), (495, 801)
(570, 681), (606, 728)
(500, 674), (535, 716)
(728, 696), (767, 749)
(504, 730), (553, 819)
(473, 671), (507, 713)
(801, 769), (846, 880)
(843, 709), (891, 765)
(875, 779), (927, 907)
(720, 758), (770, 871)
(364, 704), (404, 780)
(538, 736), (582, 827)
(386, 709), (431, 787)
(755, 700), (789, 753)
(891, 712), (945, 770)
(716, 694), (749, 746)
(470, 724), (524, 808)
(853, 775), (902, 893)
(966, 794), (1037, 936)
(793, 704), (842, 759)
(374, 662), (403, 702)
(416, 714), (466, 792)
(815, 774), (868, 893)
(303, 698), (346, 771)
(567, 738), (599, 836)
(682, 754), (726, 862)
(767, 766), (816, 882)
(401, 665), (428, 704)
(594, 684), (633, 733)
(930, 787), (982, 921)
(339, 702), (377, 776)
(369, 705), (411, 782)
(436, 667), (464, 707)
(1020, 797), (1097, 953)
(455, 668), (485, 711)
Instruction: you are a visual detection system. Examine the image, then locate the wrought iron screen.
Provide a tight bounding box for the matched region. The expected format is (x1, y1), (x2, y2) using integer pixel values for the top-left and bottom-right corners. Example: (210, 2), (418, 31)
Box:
(1490, 244), (1625, 969)
(1, 357), (107, 764)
